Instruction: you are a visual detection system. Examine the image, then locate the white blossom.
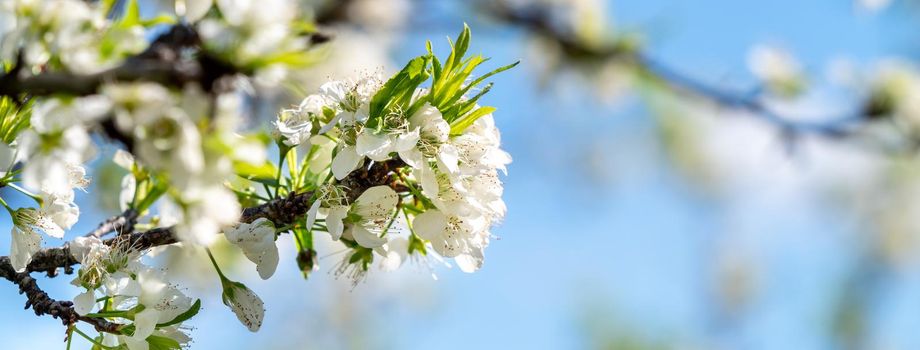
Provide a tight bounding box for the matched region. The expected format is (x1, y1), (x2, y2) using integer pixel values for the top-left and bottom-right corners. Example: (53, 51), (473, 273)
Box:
(72, 290), (96, 315)
(222, 282), (264, 332)
(9, 224), (41, 272)
(69, 236), (107, 264)
(224, 218), (279, 279)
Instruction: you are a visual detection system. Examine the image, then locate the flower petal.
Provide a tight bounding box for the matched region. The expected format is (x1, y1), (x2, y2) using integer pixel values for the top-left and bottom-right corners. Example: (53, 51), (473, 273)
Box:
(256, 245), (279, 280)
(306, 199), (320, 229)
(394, 129), (420, 152)
(398, 147), (423, 169)
(124, 336), (149, 350)
(331, 145), (361, 180)
(356, 132), (392, 161)
(437, 144), (460, 175)
(132, 308), (159, 341)
(354, 186), (398, 219)
(381, 237), (409, 271)
(455, 249), (485, 273)
(73, 290), (96, 315)
(226, 284), (264, 332)
(10, 227), (41, 272)
(325, 206), (348, 240)
(351, 225), (386, 248)
(183, 0), (213, 21)
(412, 210), (446, 241)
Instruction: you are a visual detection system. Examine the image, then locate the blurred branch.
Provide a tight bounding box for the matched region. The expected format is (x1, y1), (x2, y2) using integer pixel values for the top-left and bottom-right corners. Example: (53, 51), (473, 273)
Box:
(486, 1), (868, 141)
(0, 25), (210, 98)
(635, 54), (862, 138)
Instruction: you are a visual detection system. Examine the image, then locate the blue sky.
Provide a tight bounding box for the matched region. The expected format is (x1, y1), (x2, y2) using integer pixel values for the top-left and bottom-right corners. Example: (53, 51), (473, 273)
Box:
(2, 0), (920, 349)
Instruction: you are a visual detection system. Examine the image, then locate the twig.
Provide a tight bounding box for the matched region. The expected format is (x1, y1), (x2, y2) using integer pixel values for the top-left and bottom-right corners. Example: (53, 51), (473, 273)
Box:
(487, 1), (870, 141)
(0, 258), (122, 333)
(0, 24), (235, 99)
(0, 159), (403, 333)
(84, 209), (139, 239)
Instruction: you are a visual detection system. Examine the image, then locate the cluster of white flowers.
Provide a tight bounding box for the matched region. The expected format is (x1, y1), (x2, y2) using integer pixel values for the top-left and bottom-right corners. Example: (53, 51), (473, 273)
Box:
(5, 83), (264, 277)
(7, 96), (104, 272)
(69, 236), (196, 350)
(271, 73), (511, 279)
(0, 0), (145, 74)
(103, 83), (263, 246)
(0, 1), (511, 343)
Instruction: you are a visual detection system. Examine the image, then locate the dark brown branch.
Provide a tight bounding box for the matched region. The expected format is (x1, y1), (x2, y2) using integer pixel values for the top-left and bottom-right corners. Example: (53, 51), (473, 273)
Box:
(0, 257), (122, 333)
(85, 209), (139, 239)
(337, 159), (405, 202)
(0, 159), (404, 332)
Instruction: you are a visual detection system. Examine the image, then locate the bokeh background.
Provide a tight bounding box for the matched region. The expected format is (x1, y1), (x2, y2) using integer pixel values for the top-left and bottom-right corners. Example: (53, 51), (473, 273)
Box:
(4, 0), (920, 348)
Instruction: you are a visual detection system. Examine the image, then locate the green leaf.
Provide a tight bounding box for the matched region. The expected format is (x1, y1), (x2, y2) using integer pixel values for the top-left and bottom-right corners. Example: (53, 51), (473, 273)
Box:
(120, 0), (142, 28)
(441, 24), (471, 81)
(434, 55), (488, 111)
(368, 55), (431, 121)
(448, 82), (493, 120)
(140, 15), (178, 27)
(248, 50), (322, 69)
(135, 179), (168, 212)
(101, 0), (119, 14)
(156, 299), (201, 328)
(147, 335), (182, 350)
(427, 41), (442, 81)
(446, 61), (519, 110)
(234, 160), (280, 187)
(450, 106), (496, 135)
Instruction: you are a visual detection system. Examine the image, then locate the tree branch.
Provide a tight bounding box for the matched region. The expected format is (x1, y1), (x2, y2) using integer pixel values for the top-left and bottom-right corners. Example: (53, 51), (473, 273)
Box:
(84, 209), (139, 239)
(0, 24), (237, 99)
(0, 160), (404, 332)
(0, 258), (122, 333)
(487, 1), (868, 140)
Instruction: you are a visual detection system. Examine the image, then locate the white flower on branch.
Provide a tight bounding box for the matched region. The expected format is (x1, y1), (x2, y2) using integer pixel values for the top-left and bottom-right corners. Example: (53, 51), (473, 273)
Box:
(870, 60), (920, 133)
(224, 218), (279, 280)
(345, 185), (399, 248)
(9, 223), (41, 273)
(199, 0), (301, 66)
(14, 208), (64, 239)
(221, 281), (264, 332)
(72, 289), (96, 315)
(399, 103), (449, 168)
(412, 209), (486, 259)
(41, 191), (80, 232)
(69, 236), (107, 264)
(315, 185), (398, 248)
(18, 126), (95, 199)
(274, 108), (313, 147)
(136, 268), (194, 327)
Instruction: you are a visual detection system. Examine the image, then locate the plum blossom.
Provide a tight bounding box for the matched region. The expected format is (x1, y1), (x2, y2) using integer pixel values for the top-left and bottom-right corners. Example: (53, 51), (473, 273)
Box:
(9, 223), (41, 272)
(221, 281), (264, 332)
(310, 185), (398, 248)
(224, 218), (279, 279)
